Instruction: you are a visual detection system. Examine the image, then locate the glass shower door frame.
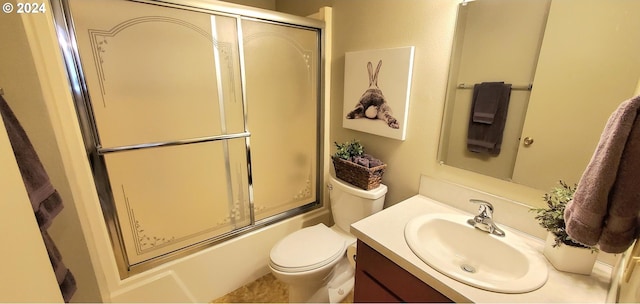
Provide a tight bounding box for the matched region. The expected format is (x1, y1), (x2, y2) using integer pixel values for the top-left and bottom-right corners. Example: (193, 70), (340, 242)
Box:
(50, 0), (326, 277)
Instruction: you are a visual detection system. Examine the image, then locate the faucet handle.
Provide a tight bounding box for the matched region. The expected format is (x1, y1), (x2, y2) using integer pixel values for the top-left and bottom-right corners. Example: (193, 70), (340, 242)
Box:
(467, 199), (506, 237)
(469, 199), (494, 214)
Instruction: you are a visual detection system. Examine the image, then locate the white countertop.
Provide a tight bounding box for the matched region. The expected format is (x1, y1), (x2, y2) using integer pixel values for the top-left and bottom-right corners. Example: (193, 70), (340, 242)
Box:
(350, 194), (612, 303)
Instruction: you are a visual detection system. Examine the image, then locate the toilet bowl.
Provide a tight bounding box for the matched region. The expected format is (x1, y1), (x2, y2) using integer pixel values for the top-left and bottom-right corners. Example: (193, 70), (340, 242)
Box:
(270, 224), (348, 303)
(269, 175), (387, 303)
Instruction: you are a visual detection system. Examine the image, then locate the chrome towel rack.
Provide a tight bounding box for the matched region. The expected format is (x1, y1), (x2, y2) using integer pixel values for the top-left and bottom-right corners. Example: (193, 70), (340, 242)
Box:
(457, 83), (533, 91)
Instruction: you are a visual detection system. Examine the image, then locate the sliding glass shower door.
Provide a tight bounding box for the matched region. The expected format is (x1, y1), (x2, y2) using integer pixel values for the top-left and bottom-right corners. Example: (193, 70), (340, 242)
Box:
(55, 0), (322, 275)
(243, 19), (319, 220)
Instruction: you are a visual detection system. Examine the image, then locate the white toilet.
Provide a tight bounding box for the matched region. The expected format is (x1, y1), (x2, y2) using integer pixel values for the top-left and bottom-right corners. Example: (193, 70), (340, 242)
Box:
(269, 175), (387, 303)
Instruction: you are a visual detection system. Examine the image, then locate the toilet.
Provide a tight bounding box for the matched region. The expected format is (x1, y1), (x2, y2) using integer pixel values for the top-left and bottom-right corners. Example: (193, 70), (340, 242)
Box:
(269, 175), (387, 303)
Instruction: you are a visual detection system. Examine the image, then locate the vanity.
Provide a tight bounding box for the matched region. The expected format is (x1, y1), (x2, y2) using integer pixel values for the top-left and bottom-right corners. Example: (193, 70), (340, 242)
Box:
(350, 178), (612, 303)
(354, 239), (452, 302)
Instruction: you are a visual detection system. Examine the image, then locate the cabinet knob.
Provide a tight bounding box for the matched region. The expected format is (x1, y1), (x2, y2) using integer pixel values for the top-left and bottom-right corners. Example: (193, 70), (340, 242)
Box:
(523, 137), (534, 146)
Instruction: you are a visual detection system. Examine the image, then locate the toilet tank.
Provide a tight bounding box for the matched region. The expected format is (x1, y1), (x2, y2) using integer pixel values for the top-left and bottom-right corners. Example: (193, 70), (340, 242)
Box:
(328, 175), (387, 234)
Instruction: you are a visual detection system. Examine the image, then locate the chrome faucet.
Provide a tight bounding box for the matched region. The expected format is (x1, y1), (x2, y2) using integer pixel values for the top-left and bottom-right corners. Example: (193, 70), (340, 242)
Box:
(467, 199), (505, 237)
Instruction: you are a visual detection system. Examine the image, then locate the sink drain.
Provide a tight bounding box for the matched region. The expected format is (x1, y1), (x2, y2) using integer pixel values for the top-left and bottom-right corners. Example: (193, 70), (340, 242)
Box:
(460, 264), (477, 273)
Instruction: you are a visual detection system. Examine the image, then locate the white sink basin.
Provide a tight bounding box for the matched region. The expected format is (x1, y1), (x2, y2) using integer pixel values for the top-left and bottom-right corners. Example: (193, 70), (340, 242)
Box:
(404, 213), (548, 293)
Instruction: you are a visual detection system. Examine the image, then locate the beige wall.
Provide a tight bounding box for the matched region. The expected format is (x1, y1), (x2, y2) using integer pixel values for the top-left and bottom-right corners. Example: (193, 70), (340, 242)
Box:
(327, 0), (458, 206)
(0, 4), (102, 302)
(279, 0), (544, 208)
(222, 0), (276, 10)
(277, 0), (333, 16)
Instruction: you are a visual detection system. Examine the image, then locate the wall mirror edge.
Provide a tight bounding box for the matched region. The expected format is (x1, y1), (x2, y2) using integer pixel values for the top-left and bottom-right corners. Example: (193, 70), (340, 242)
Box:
(433, 160), (546, 209)
(437, 0), (640, 200)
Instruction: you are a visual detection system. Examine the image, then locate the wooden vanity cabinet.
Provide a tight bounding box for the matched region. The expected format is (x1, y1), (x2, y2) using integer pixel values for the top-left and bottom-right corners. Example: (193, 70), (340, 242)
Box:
(353, 240), (453, 303)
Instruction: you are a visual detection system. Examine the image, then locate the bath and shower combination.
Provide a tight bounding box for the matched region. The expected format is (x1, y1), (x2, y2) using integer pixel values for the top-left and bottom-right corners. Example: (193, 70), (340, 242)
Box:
(52, 0), (324, 276)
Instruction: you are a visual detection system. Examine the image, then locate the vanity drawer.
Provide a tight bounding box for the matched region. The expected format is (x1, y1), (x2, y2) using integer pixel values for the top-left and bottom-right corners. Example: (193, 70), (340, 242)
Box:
(354, 240), (452, 303)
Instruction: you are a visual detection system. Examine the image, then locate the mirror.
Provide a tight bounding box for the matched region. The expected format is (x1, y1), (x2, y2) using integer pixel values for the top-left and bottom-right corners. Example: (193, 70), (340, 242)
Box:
(438, 0), (640, 191)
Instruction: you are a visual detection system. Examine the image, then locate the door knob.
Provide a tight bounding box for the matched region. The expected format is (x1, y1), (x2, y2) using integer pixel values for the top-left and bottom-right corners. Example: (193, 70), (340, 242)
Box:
(523, 137), (534, 146)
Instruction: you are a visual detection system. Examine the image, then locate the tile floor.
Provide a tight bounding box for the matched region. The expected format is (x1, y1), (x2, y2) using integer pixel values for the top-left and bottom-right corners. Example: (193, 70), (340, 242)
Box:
(211, 273), (354, 303)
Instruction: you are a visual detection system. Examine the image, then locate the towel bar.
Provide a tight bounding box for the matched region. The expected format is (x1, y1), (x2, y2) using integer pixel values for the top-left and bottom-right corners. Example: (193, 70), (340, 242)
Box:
(457, 83), (532, 91)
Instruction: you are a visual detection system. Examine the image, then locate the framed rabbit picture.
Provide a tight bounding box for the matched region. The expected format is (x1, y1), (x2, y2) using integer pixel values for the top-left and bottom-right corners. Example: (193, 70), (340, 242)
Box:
(343, 46), (415, 140)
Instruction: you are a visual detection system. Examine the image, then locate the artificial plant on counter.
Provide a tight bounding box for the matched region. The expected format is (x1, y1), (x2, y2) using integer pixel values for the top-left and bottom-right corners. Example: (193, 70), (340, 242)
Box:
(530, 181), (597, 251)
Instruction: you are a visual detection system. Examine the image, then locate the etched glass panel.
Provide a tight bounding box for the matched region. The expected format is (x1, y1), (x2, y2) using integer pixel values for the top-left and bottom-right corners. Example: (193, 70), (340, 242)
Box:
(104, 139), (250, 265)
(242, 20), (319, 220)
(67, 0), (250, 265)
(69, 0), (244, 148)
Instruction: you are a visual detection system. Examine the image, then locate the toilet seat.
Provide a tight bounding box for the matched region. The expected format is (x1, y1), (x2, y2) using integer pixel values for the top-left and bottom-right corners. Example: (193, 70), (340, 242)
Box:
(270, 224), (346, 273)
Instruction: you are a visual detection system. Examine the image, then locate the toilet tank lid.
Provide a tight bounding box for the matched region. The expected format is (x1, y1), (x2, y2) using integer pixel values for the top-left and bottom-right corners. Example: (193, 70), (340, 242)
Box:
(329, 175), (387, 199)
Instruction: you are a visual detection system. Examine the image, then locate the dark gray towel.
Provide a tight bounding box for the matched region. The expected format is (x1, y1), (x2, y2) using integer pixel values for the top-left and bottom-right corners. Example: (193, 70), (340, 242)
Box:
(0, 96), (62, 229)
(43, 231), (77, 302)
(0, 95), (76, 302)
(472, 82), (509, 124)
(467, 82), (512, 155)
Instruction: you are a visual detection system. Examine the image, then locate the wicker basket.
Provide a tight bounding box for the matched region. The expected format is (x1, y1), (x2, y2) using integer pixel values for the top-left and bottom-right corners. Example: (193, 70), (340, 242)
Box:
(332, 157), (387, 190)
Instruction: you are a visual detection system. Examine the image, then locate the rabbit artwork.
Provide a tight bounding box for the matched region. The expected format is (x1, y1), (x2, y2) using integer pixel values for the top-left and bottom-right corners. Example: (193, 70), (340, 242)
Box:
(346, 60), (399, 129)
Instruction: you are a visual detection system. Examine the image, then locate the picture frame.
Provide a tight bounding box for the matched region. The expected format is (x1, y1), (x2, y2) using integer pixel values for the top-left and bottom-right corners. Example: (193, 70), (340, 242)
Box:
(342, 46), (415, 140)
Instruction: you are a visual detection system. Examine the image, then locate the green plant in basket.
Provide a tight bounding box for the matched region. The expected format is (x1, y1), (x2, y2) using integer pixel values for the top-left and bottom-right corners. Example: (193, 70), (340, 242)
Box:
(530, 181), (597, 251)
(332, 139), (386, 190)
(334, 139), (364, 160)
